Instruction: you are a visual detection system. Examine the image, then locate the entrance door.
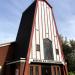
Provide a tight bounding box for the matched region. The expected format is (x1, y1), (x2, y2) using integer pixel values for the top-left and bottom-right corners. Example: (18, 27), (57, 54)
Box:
(42, 66), (51, 75)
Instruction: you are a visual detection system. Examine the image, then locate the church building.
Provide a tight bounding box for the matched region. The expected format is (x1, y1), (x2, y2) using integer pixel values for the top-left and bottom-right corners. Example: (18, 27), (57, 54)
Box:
(0, 0), (68, 75)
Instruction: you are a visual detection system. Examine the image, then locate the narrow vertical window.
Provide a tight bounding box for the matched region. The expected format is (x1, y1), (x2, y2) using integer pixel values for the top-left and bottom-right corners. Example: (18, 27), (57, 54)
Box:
(36, 44), (40, 51)
(56, 49), (59, 61)
(36, 44), (40, 60)
(54, 67), (56, 75)
(57, 67), (61, 75)
(56, 49), (59, 55)
(35, 66), (39, 75)
(30, 66), (33, 75)
(15, 69), (19, 75)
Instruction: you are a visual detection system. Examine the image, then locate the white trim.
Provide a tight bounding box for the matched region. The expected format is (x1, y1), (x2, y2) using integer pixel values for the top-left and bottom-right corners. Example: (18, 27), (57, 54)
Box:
(32, 60), (62, 64)
(0, 43), (11, 47)
(6, 59), (26, 65)
(29, 59), (62, 64)
(20, 58), (26, 60)
(0, 41), (15, 47)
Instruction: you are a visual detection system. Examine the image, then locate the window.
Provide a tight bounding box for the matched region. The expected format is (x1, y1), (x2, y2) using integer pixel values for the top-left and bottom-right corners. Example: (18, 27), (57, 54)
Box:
(36, 44), (40, 60)
(15, 69), (19, 75)
(56, 49), (59, 61)
(36, 44), (40, 51)
(35, 66), (39, 75)
(56, 49), (59, 55)
(57, 67), (61, 75)
(54, 67), (56, 75)
(30, 65), (41, 75)
(43, 38), (53, 60)
(30, 66), (33, 75)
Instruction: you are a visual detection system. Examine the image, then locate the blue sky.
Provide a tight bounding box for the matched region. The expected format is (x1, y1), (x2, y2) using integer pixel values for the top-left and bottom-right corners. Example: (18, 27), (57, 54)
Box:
(0, 0), (75, 44)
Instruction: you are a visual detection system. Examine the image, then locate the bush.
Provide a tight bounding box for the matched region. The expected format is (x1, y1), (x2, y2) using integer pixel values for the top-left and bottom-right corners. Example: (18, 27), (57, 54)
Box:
(69, 72), (75, 75)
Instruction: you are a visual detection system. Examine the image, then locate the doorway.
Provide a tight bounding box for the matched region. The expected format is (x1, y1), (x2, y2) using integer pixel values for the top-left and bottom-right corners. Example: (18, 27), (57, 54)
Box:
(42, 66), (51, 75)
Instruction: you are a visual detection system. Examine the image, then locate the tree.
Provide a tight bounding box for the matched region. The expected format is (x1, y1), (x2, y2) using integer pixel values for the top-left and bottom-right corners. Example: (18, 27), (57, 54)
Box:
(60, 35), (75, 71)
(70, 40), (75, 51)
(69, 40), (75, 71)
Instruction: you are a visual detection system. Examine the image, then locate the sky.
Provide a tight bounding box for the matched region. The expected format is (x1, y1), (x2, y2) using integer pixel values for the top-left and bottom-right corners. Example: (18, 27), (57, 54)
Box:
(0, 0), (75, 44)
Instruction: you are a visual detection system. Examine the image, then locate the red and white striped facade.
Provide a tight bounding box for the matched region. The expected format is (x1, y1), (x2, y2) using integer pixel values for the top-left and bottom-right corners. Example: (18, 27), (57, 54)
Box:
(29, 0), (64, 64)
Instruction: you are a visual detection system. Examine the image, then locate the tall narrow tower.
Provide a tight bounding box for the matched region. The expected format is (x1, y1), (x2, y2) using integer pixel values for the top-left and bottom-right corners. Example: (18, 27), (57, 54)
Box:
(15, 0), (68, 75)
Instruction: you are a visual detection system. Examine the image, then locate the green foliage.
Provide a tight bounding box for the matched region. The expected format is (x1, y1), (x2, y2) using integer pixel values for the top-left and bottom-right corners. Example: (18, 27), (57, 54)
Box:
(70, 40), (75, 51)
(62, 43), (72, 55)
(69, 72), (75, 75)
(60, 35), (75, 71)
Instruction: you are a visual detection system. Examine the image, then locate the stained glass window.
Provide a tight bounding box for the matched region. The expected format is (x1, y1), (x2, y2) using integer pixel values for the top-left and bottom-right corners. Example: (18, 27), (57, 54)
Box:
(43, 38), (53, 60)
